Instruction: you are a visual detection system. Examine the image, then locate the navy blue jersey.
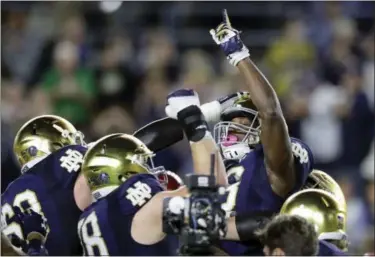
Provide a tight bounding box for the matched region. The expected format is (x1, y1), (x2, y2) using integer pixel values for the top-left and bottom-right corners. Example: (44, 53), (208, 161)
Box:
(319, 240), (347, 256)
(1, 145), (87, 256)
(78, 173), (179, 256)
(220, 137), (314, 255)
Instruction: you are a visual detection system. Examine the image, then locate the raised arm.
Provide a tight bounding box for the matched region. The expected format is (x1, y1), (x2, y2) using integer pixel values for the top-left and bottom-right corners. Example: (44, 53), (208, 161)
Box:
(133, 88), (230, 244)
(224, 211), (275, 242)
(165, 89), (228, 186)
(131, 186), (189, 245)
(210, 10), (295, 196)
(236, 59), (294, 196)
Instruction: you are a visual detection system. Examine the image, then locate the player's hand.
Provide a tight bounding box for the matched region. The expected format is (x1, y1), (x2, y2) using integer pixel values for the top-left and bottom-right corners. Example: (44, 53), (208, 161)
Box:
(209, 9), (250, 66)
(165, 89), (201, 119)
(14, 207), (49, 256)
(14, 207), (49, 241)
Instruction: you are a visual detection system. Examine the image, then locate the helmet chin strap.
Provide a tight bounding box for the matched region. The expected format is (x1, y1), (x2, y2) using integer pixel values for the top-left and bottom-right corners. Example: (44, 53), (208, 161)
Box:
(221, 143), (251, 160)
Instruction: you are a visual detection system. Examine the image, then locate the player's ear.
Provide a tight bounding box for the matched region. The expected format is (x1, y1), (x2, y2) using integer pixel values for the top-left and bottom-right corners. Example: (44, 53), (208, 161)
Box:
(74, 173), (92, 211)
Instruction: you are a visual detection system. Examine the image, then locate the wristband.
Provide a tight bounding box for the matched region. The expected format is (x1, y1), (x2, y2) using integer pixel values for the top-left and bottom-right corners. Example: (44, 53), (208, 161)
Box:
(177, 105), (208, 142)
(228, 46), (250, 66)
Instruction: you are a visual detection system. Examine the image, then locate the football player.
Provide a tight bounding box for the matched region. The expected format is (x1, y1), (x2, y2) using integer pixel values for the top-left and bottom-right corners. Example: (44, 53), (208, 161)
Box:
(78, 94), (227, 255)
(219, 169), (348, 256)
(303, 169), (346, 210)
(287, 169), (348, 256)
(78, 133), (226, 255)
(1, 115), (91, 255)
(207, 10), (314, 255)
(280, 189), (348, 256)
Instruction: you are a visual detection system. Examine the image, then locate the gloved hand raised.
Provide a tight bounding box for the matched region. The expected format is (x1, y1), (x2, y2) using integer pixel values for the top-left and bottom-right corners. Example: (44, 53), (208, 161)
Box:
(209, 9), (250, 66)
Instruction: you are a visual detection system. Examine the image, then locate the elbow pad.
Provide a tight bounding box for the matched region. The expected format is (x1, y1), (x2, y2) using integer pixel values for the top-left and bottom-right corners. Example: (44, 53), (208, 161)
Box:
(235, 211), (275, 243)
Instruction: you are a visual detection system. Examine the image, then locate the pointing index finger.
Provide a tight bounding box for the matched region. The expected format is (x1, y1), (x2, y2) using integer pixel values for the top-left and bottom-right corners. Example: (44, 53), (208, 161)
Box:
(222, 9), (232, 29)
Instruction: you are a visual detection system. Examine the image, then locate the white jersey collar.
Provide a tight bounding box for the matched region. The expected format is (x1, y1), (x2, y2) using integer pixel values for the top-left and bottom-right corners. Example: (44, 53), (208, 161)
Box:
(21, 155), (49, 174)
(319, 231), (347, 241)
(92, 186), (119, 202)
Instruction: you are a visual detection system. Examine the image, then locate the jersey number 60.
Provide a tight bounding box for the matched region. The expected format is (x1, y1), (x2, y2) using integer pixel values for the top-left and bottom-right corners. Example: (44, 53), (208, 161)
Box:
(2, 189), (47, 240)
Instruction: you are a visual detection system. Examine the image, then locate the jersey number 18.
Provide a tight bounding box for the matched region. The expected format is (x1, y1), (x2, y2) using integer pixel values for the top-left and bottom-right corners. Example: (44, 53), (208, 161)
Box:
(78, 212), (109, 256)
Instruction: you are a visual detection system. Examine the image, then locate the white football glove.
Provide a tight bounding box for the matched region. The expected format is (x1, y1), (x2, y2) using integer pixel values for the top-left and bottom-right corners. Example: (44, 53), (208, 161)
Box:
(165, 89), (201, 119)
(209, 9), (250, 66)
(201, 91), (250, 123)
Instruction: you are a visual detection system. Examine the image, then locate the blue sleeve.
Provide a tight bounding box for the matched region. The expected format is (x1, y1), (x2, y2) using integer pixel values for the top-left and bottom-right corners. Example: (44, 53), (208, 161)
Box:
(117, 174), (164, 215)
(57, 145), (88, 159)
(290, 137), (314, 193)
(53, 145), (88, 182)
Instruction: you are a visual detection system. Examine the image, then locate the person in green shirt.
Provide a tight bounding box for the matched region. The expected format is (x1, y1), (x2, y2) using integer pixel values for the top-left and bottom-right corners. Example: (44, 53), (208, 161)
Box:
(41, 40), (96, 126)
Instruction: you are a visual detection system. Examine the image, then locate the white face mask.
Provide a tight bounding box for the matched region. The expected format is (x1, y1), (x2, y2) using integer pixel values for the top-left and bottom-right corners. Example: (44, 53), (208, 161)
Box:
(214, 105), (261, 161)
(221, 142), (252, 160)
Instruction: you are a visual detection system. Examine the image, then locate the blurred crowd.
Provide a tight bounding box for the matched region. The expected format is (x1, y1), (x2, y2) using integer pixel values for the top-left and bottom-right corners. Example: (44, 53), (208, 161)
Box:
(1, 1), (374, 254)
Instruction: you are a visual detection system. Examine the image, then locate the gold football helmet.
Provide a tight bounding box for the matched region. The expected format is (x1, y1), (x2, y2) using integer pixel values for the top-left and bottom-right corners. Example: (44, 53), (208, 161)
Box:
(281, 189), (348, 251)
(304, 169), (346, 211)
(13, 115), (85, 168)
(82, 133), (158, 197)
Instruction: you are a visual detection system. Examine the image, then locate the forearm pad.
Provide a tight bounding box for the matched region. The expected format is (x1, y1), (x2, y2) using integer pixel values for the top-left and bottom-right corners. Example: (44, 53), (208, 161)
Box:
(235, 211), (275, 242)
(177, 105), (208, 142)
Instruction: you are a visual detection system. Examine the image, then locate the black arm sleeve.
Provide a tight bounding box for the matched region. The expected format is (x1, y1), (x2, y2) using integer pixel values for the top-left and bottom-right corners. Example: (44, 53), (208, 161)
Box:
(235, 211), (275, 243)
(133, 117), (184, 152)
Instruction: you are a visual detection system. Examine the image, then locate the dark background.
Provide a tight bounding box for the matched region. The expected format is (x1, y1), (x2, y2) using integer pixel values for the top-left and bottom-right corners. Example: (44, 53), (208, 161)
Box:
(1, 1), (374, 253)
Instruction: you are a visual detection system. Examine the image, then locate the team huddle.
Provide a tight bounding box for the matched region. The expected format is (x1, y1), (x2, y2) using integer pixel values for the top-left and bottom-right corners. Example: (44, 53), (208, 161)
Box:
(1, 11), (349, 256)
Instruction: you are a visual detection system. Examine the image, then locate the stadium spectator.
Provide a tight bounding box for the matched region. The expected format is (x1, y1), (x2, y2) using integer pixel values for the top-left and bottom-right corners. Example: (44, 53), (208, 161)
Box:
(264, 19), (316, 100)
(95, 35), (139, 110)
(1, 2), (373, 253)
(39, 40), (97, 127)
